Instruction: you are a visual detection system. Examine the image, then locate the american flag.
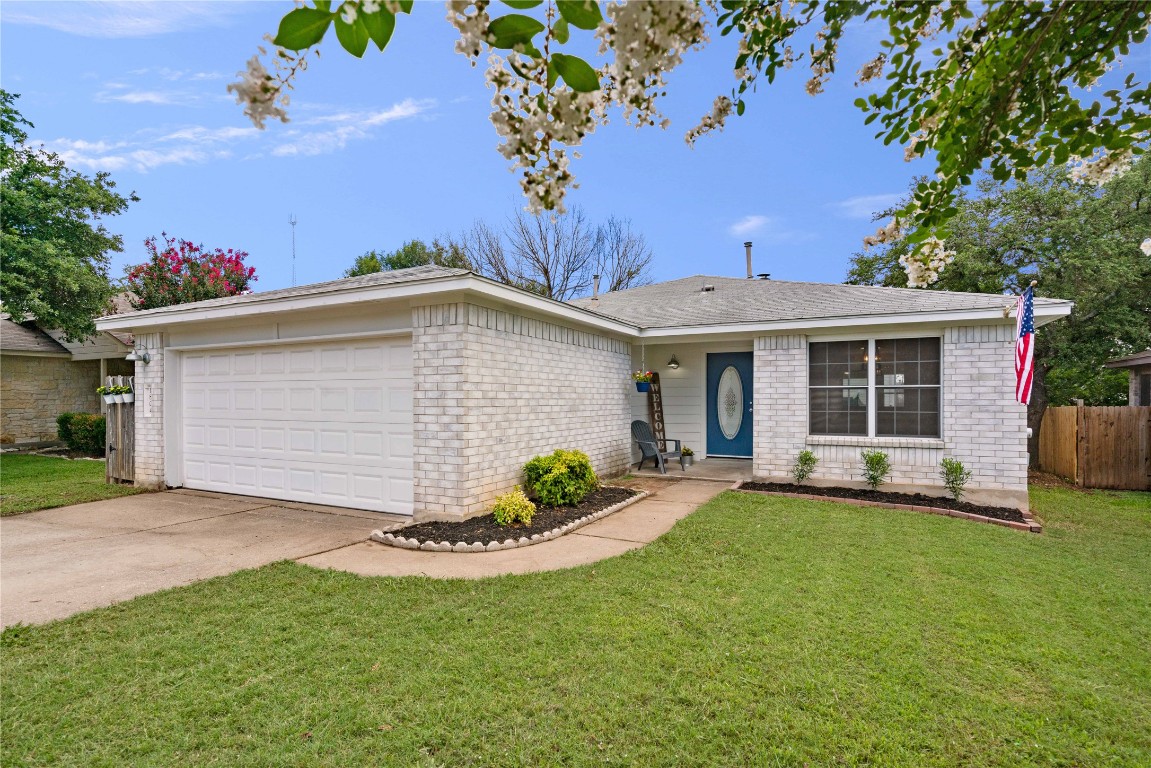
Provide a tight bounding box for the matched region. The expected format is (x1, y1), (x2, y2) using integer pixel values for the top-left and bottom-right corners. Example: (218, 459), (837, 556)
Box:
(1015, 285), (1035, 404)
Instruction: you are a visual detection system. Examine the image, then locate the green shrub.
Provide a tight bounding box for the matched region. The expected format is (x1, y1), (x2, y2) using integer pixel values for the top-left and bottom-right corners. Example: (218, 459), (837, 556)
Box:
(523, 449), (598, 507)
(860, 449), (892, 490)
(939, 457), (974, 501)
(792, 449), (819, 485)
(56, 413), (77, 446)
(492, 486), (537, 527)
(57, 413), (105, 456)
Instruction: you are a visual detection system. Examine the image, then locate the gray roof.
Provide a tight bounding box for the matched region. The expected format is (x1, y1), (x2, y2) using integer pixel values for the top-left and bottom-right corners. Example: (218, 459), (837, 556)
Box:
(101, 264), (470, 321)
(0, 316), (70, 354)
(568, 275), (1070, 329)
(1105, 349), (1151, 368)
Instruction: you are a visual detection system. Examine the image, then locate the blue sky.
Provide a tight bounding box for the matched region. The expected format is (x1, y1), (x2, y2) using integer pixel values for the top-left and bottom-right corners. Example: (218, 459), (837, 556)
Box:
(0, 1), (1122, 294)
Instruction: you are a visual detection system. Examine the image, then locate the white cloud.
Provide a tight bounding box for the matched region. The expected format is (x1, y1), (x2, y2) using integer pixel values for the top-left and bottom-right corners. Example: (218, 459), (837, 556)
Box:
(1, 1), (254, 38)
(728, 215), (770, 237)
(273, 98), (435, 157)
(95, 90), (180, 105)
(35, 99), (434, 171)
(832, 192), (903, 220)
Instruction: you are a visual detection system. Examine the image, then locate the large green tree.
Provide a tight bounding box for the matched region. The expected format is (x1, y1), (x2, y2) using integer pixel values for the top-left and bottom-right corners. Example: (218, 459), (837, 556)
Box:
(234, 1), (1150, 281)
(847, 159), (1151, 463)
(343, 238), (472, 277)
(0, 90), (136, 341)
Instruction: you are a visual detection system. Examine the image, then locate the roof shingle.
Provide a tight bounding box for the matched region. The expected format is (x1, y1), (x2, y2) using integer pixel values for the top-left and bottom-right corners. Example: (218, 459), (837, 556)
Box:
(568, 275), (1070, 329)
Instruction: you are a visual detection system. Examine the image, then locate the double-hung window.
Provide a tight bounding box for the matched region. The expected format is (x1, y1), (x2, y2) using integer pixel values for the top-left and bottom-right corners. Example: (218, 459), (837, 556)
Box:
(808, 337), (941, 438)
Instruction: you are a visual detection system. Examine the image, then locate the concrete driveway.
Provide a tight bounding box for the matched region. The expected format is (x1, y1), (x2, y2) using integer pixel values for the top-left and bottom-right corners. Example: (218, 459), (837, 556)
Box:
(0, 489), (398, 628)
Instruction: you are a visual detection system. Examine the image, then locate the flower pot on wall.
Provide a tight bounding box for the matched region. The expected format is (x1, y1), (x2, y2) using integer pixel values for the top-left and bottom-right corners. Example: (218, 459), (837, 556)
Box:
(102, 394), (116, 405)
(122, 393), (135, 404)
(635, 381), (651, 393)
(112, 394), (124, 404)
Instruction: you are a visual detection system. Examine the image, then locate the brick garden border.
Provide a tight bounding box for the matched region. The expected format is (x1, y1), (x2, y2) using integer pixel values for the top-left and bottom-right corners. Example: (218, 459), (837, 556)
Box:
(733, 484), (1043, 533)
(369, 489), (651, 553)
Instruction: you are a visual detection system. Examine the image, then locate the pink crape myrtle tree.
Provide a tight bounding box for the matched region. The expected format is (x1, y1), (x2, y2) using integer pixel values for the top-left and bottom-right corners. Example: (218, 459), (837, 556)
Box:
(125, 234), (257, 311)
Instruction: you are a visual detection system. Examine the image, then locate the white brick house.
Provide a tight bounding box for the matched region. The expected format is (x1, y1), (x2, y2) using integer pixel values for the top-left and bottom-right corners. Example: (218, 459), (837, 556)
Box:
(96, 265), (1071, 519)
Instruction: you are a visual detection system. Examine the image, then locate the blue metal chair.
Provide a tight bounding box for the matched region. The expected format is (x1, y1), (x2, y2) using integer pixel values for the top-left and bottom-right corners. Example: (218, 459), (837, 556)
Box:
(631, 420), (685, 474)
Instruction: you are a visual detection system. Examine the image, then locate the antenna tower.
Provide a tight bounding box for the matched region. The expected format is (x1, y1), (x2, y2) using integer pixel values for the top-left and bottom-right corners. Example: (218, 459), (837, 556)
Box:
(289, 213), (298, 287)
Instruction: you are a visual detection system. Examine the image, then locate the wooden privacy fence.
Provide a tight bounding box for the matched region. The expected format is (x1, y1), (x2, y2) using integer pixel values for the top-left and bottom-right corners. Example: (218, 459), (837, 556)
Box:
(1038, 403), (1151, 490)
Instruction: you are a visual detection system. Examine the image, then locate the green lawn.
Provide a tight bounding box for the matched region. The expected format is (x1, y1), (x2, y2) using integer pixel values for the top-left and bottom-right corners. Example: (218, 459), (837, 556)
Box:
(0, 454), (147, 516)
(2, 486), (1149, 767)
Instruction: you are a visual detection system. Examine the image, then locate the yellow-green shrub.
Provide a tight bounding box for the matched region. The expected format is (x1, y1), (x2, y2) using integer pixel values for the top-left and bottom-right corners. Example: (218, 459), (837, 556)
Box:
(523, 449), (598, 507)
(493, 486), (536, 527)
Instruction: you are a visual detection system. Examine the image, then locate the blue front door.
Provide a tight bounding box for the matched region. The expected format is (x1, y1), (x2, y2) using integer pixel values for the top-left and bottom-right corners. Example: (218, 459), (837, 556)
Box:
(706, 352), (753, 457)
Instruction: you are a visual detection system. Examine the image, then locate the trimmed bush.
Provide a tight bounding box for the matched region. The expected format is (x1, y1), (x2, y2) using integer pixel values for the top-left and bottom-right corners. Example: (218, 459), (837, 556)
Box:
(523, 449), (598, 507)
(939, 457), (974, 501)
(492, 486), (537, 527)
(56, 413), (105, 456)
(860, 449), (892, 490)
(792, 449), (819, 485)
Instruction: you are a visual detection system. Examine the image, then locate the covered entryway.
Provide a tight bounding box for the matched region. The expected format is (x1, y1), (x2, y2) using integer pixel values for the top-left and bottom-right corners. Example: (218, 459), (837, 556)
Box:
(178, 337), (414, 515)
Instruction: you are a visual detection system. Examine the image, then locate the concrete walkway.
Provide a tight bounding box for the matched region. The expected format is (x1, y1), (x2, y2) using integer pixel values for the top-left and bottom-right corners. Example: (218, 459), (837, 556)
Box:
(300, 479), (730, 579)
(1, 479), (729, 627)
(0, 490), (404, 628)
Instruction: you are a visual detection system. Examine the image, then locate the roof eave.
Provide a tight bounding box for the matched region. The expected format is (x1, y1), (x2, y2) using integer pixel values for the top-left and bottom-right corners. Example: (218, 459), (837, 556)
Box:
(95, 273), (640, 338)
(634, 302), (1073, 339)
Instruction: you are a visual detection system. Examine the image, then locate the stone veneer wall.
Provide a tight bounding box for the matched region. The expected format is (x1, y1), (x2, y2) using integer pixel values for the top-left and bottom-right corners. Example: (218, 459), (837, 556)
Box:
(412, 302), (632, 520)
(132, 332), (166, 489)
(0, 355), (101, 442)
(753, 325), (1028, 509)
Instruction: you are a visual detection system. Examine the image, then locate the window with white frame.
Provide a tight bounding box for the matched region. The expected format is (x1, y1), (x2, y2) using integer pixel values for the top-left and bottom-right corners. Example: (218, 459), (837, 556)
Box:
(808, 337), (941, 438)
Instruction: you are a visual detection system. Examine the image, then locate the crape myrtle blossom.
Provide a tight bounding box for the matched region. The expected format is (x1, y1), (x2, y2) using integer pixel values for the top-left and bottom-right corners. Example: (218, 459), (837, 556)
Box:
(1140, 238), (1151, 257)
(126, 234), (257, 311)
(899, 237), (955, 289)
(596, 0), (708, 130)
(1068, 149), (1135, 186)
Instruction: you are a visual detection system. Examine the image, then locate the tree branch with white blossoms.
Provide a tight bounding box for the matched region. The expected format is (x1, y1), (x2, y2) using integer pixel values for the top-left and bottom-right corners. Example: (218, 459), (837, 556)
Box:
(231, 0), (1151, 286)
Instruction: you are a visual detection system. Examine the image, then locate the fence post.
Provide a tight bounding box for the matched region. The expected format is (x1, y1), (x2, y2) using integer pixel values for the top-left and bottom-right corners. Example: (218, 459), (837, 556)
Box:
(1074, 398), (1085, 487)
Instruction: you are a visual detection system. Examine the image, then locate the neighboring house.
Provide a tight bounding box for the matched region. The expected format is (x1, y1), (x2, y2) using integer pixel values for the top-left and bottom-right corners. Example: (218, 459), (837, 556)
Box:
(95, 264), (1072, 518)
(1, 316), (134, 443)
(1104, 349), (1151, 405)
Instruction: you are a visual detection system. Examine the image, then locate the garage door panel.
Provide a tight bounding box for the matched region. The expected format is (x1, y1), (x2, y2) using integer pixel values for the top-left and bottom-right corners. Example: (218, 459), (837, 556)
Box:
(181, 338), (414, 515)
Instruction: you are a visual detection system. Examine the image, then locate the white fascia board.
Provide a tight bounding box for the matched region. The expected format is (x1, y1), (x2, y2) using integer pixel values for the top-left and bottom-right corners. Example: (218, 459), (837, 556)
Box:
(635, 302), (1073, 340)
(95, 274), (639, 337)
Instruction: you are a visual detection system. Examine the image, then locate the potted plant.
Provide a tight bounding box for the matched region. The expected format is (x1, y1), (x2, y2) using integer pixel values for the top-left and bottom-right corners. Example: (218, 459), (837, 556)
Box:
(119, 385), (135, 404)
(96, 386), (115, 405)
(681, 446), (694, 467)
(633, 370), (654, 392)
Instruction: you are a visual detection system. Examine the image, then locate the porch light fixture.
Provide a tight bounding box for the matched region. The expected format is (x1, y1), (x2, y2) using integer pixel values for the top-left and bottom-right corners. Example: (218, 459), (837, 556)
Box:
(667, 355), (680, 369)
(126, 349), (150, 365)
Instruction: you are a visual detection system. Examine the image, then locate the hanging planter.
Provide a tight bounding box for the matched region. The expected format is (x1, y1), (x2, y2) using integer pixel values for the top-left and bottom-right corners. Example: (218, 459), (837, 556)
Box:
(635, 381), (651, 393)
(97, 386), (115, 405)
(633, 370), (654, 392)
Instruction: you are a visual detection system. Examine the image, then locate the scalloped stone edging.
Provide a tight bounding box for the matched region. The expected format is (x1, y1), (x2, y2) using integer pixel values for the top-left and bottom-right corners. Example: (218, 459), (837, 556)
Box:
(735, 487), (1042, 533)
(369, 489), (651, 552)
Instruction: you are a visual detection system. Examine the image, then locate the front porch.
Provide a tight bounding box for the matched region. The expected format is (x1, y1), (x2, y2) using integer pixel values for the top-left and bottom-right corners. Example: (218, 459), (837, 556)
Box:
(631, 457), (752, 483)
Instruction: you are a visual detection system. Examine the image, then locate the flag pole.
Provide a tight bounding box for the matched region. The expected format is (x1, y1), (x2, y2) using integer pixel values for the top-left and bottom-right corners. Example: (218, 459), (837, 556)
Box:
(1003, 280), (1039, 317)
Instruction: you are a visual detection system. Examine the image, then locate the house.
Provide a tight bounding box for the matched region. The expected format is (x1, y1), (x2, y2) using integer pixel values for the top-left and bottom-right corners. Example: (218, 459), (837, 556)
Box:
(94, 264), (1072, 519)
(1, 315), (134, 443)
(1104, 350), (1151, 406)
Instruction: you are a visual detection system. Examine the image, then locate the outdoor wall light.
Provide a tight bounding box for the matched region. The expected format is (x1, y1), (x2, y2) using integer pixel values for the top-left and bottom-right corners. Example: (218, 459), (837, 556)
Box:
(126, 349), (151, 365)
(667, 355), (680, 369)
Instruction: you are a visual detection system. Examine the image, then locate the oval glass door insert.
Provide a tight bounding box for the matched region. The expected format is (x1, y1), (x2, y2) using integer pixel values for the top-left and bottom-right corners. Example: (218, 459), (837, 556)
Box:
(717, 365), (744, 440)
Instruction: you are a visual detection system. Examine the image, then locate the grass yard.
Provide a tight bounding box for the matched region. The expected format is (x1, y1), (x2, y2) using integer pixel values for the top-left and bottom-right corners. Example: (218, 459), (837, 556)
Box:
(2, 486), (1149, 766)
(0, 454), (147, 516)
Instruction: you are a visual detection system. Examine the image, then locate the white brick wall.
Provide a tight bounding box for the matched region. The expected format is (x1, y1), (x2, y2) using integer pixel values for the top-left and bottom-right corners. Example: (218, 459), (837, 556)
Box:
(753, 325), (1029, 509)
(132, 332), (166, 490)
(412, 302), (632, 520)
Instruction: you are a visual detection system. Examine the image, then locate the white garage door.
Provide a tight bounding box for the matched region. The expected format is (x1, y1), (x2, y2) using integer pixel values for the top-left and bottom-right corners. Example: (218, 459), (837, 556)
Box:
(180, 337), (414, 515)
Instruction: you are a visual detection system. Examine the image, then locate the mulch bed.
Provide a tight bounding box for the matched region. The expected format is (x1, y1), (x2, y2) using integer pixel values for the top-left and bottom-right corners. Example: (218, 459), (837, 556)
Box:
(737, 481), (1027, 523)
(392, 486), (638, 546)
